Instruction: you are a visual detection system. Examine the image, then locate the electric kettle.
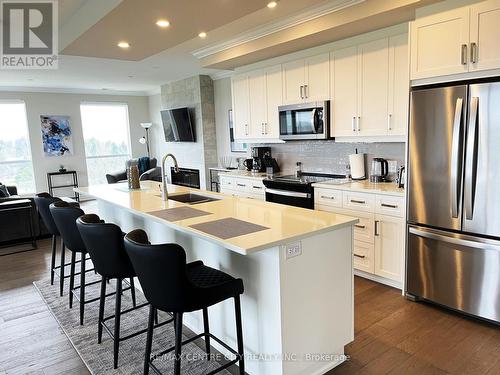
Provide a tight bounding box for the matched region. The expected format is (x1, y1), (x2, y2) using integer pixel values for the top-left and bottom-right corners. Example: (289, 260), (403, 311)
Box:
(370, 158), (389, 182)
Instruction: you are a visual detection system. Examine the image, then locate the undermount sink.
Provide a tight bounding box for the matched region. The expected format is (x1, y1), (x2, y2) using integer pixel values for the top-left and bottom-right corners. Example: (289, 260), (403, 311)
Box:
(165, 193), (220, 205)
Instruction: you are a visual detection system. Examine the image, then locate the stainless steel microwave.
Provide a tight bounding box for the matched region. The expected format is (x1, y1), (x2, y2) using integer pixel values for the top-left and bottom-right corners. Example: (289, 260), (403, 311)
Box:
(278, 101), (329, 140)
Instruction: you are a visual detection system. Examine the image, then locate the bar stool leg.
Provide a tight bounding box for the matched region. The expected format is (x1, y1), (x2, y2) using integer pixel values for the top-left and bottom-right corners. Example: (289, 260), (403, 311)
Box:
(68, 251), (76, 308)
(59, 240), (65, 296)
(234, 296), (245, 375)
(80, 253), (86, 325)
(113, 278), (122, 369)
(98, 276), (106, 344)
(174, 312), (183, 375)
(144, 305), (155, 375)
(129, 277), (136, 308)
(50, 235), (56, 285)
(202, 307), (211, 360)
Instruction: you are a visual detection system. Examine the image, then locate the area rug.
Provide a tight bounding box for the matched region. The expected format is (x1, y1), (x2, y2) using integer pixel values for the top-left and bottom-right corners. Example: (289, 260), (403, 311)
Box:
(34, 276), (232, 374)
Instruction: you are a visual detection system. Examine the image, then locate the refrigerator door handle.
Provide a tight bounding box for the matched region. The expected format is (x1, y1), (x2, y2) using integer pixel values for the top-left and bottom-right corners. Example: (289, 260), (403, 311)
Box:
(465, 96), (479, 220)
(409, 226), (500, 252)
(450, 97), (463, 218)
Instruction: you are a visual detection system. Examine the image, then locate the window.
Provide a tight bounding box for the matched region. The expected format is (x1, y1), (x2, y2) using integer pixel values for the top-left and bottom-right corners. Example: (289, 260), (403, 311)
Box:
(80, 103), (131, 186)
(0, 101), (36, 194)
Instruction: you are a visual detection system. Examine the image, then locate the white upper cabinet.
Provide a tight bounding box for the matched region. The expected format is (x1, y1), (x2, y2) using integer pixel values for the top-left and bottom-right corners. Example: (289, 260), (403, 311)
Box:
(411, 0), (500, 80)
(388, 34), (410, 136)
(232, 74), (250, 139)
(331, 46), (358, 137)
(357, 38), (389, 136)
(282, 53), (329, 104)
(410, 7), (469, 79)
(232, 65), (283, 141)
(331, 35), (408, 139)
(469, 0), (500, 71)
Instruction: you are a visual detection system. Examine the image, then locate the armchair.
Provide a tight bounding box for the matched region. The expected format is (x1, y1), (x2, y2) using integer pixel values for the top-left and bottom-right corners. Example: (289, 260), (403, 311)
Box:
(105, 157), (161, 184)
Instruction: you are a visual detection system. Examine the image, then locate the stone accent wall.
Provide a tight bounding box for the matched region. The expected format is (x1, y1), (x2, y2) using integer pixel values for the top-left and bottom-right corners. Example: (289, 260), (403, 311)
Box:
(157, 75), (217, 189)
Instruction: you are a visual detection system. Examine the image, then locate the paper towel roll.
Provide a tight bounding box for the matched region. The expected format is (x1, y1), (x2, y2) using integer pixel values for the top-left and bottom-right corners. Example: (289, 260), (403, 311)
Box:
(349, 153), (365, 180)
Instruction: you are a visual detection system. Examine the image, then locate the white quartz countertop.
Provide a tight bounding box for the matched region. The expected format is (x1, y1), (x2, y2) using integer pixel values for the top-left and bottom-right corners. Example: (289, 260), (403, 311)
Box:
(76, 181), (357, 255)
(313, 180), (405, 196)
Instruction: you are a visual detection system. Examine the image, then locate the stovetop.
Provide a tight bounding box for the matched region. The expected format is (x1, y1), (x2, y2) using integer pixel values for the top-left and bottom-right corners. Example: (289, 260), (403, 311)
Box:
(268, 173), (348, 185)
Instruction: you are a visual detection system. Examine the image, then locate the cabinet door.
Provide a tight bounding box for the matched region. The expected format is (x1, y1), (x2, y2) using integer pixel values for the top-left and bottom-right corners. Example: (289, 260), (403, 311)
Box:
(331, 47), (358, 137)
(282, 59), (305, 104)
(248, 70), (267, 138)
(388, 34), (409, 136)
(374, 214), (404, 282)
(357, 38), (389, 136)
(470, 0), (500, 71)
(410, 7), (470, 79)
(304, 53), (330, 101)
(264, 65), (282, 139)
(232, 75), (250, 139)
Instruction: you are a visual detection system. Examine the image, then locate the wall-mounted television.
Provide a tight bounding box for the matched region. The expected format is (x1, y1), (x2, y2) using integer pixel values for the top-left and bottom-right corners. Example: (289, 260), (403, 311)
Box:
(161, 107), (195, 142)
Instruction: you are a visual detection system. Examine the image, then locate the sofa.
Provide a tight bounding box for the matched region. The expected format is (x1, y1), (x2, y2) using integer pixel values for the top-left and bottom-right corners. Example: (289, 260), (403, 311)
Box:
(0, 185), (50, 246)
(105, 157), (162, 184)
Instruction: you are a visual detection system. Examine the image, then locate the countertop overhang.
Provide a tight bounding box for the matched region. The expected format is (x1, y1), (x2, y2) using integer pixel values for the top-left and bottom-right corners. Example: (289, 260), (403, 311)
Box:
(76, 181), (358, 255)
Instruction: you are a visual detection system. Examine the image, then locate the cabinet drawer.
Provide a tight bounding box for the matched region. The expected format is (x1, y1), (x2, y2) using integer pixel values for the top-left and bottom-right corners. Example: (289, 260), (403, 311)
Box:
(234, 178), (250, 191)
(343, 191), (375, 212)
(375, 195), (404, 217)
(250, 181), (265, 194)
(353, 241), (375, 274)
(220, 176), (236, 189)
(353, 212), (375, 244)
(315, 188), (342, 208)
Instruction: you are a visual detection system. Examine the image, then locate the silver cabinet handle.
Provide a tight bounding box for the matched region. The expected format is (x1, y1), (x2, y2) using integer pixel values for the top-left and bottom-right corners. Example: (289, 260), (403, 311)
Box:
(261, 123), (265, 135)
(387, 114), (392, 131)
(450, 97), (463, 219)
(465, 96), (479, 220)
(381, 203), (398, 209)
(252, 186), (263, 189)
(245, 124), (249, 135)
(374, 220), (380, 236)
(354, 253), (366, 259)
(264, 122), (268, 135)
(470, 42), (478, 64)
(354, 224), (366, 229)
(300, 85), (304, 99)
(357, 116), (361, 132)
(461, 44), (468, 65)
(350, 199), (366, 204)
(237, 183), (246, 187)
(304, 84), (308, 98)
(320, 195), (336, 200)
(352, 116), (356, 132)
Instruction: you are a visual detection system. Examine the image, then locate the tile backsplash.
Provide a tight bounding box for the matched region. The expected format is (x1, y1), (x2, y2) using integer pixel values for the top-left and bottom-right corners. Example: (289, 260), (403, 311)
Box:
(259, 141), (406, 180)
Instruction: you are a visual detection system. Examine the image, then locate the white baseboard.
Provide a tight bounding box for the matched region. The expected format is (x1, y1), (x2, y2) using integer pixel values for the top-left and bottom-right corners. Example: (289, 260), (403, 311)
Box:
(354, 269), (403, 290)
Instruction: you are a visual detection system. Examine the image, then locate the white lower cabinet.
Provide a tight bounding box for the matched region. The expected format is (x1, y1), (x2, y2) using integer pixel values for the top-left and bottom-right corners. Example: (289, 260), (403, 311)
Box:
(219, 175), (266, 201)
(315, 187), (405, 288)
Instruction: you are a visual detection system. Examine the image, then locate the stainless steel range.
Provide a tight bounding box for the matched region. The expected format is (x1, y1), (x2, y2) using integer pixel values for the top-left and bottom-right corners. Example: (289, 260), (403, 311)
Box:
(263, 173), (348, 209)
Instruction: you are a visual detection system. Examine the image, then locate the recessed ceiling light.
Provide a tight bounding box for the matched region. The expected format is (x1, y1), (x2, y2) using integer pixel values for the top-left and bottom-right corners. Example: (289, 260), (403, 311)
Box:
(267, 1), (278, 8)
(117, 41), (130, 49)
(156, 19), (170, 28)
(198, 32), (207, 38)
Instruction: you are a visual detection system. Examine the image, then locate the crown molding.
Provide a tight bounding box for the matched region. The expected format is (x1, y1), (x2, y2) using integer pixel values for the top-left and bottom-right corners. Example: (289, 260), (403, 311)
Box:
(210, 70), (234, 80)
(192, 0), (365, 59)
(0, 86), (150, 96)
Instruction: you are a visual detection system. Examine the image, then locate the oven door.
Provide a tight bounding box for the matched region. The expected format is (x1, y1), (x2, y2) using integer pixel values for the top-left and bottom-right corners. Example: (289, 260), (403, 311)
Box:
(265, 188), (313, 209)
(279, 101), (329, 140)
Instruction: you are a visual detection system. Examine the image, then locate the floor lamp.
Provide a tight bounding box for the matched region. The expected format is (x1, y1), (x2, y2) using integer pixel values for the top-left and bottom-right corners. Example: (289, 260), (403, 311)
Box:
(139, 122), (152, 158)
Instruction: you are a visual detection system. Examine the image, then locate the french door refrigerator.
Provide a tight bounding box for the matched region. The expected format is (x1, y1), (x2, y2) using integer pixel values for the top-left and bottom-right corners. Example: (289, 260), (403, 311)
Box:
(407, 80), (500, 324)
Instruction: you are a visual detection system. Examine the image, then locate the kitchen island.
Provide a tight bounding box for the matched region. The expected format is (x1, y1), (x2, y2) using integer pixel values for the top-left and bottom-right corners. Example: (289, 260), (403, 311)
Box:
(76, 181), (357, 375)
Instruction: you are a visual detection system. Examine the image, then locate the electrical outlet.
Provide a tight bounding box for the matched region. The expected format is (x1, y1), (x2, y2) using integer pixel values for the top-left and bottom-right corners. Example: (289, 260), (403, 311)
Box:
(285, 242), (302, 259)
(388, 160), (398, 174)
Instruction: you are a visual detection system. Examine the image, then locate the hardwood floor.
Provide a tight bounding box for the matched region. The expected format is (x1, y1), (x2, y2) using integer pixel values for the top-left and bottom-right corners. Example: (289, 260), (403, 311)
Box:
(1, 237), (499, 374)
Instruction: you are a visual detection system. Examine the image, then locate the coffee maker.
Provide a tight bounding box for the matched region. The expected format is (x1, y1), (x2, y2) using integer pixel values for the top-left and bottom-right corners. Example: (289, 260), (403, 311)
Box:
(251, 147), (279, 173)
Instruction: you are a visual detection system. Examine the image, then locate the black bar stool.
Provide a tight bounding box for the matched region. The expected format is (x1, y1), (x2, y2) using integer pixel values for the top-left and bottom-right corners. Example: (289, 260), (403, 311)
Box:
(77, 214), (172, 369)
(34, 193), (90, 296)
(50, 201), (97, 325)
(124, 229), (245, 375)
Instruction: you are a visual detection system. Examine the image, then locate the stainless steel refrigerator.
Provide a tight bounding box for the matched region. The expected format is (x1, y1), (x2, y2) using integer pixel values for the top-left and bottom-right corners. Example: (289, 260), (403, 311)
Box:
(407, 80), (500, 324)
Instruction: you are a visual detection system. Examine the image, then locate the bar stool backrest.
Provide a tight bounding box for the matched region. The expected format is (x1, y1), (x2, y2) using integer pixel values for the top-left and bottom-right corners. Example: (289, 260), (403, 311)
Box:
(50, 201), (86, 253)
(77, 214), (135, 279)
(124, 229), (191, 312)
(34, 193), (61, 235)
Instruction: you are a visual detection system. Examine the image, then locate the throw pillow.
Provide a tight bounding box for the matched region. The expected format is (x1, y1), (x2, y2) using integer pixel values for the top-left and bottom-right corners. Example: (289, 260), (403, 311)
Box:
(0, 183), (11, 198)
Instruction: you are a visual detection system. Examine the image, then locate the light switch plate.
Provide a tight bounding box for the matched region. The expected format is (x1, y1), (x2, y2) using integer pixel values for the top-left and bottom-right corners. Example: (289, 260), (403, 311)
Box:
(388, 160), (398, 174)
(285, 241), (302, 259)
